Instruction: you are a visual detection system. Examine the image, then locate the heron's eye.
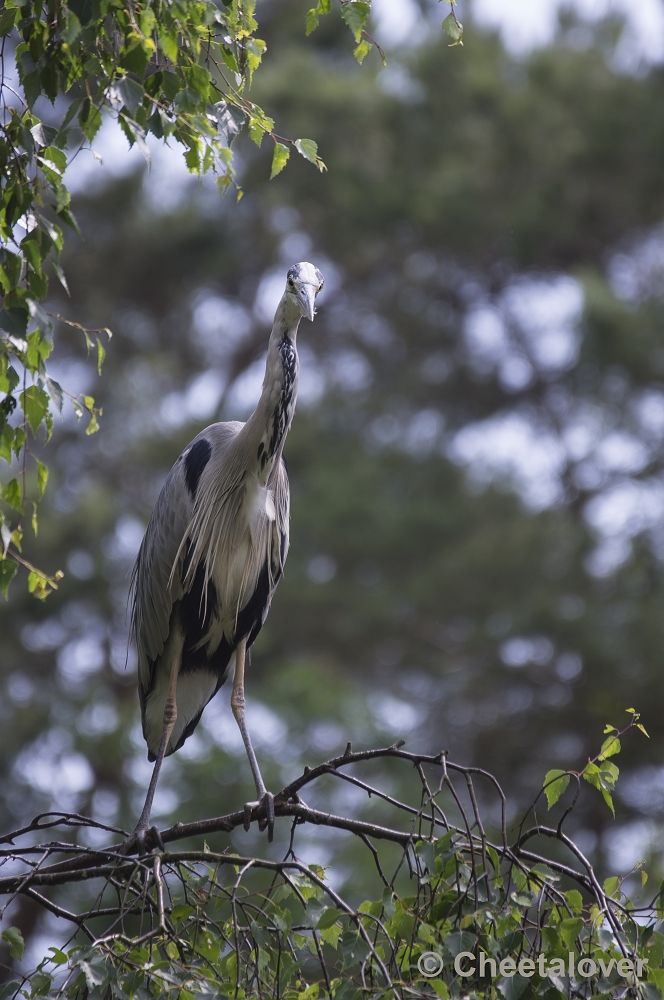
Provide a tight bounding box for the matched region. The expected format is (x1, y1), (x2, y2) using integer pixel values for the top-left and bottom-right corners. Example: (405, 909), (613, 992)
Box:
(288, 278), (295, 288)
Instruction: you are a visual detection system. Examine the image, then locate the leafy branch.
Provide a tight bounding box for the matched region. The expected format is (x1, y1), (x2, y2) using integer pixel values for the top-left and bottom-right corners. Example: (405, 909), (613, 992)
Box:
(0, 0), (383, 598)
(1, 730), (662, 998)
(441, 0), (463, 47)
(541, 708), (648, 818)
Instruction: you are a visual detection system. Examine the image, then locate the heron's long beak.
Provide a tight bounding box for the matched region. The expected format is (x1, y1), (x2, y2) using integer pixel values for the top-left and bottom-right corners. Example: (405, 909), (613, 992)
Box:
(298, 283), (317, 322)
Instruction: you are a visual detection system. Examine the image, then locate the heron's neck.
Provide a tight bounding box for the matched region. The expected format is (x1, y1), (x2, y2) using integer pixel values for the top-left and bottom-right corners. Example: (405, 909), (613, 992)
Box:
(243, 304), (301, 483)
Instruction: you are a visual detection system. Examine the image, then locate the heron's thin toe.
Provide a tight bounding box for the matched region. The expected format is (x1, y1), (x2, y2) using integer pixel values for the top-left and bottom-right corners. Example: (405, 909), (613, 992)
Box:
(265, 792), (275, 842)
(121, 827), (146, 856)
(122, 824), (162, 856)
(149, 825), (165, 851)
(243, 792), (275, 839)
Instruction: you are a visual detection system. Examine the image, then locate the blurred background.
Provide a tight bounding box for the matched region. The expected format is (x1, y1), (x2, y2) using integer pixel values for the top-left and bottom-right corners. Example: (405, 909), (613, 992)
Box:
(3, 0), (664, 966)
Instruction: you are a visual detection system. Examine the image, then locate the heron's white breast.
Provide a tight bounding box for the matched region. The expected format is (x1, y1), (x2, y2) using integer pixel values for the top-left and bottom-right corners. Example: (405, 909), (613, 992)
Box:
(210, 475), (275, 628)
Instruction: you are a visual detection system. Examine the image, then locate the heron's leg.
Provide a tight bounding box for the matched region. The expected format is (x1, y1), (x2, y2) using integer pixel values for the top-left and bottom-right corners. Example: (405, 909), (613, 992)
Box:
(131, 656), (180, 850)
(231, 638), (275, 840)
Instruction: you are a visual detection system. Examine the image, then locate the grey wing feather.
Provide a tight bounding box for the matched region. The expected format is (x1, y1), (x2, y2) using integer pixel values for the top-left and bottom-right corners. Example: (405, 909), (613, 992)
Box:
(131, 462), (191, 702)
(130, 422), (243, 704)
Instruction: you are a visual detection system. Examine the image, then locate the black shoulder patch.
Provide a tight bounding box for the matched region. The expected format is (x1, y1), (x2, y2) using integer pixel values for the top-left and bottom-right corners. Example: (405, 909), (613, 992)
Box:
(184, 439), (212, 497)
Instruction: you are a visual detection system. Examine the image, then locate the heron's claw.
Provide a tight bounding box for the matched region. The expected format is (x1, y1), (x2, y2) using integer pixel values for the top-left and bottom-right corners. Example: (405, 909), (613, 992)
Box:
(122, 824), (164, 856)
(243, 791), (275, 842)
(259, 791), (275, 842)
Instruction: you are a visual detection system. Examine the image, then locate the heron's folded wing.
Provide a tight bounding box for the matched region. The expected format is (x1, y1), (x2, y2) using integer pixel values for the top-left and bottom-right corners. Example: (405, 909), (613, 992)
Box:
(131, 421), (244, 699)
(131, 459), (192, 698)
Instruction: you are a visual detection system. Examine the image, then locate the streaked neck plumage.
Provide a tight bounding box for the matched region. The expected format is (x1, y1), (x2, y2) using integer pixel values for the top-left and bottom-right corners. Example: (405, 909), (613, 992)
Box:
(242, 292), (302, 485)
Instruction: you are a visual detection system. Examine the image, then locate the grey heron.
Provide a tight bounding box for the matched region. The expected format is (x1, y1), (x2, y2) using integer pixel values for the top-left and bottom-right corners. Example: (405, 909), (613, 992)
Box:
(129, 262), (324, 849)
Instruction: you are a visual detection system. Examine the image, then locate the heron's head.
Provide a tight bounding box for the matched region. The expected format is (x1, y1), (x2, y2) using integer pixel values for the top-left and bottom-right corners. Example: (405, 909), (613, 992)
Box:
(285, 262), (324, 322)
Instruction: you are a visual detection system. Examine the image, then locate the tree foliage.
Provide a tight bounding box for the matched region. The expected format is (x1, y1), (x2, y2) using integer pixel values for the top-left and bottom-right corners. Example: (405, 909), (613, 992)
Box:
(0, 0), (385, 596)
(1, 718), (660, 1000)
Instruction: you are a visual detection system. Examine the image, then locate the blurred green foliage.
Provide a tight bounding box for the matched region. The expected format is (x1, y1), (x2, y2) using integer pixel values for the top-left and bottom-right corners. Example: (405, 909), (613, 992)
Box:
(0, 0), (351, 595)
(2, 1), (664, 989)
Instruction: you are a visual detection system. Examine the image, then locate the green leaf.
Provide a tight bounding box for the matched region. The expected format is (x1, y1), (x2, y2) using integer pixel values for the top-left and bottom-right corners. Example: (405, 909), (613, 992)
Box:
(354, 39), (372, 63)
(598, 735), (621, 760)
(36, 459), (48, 498)
(86, 410), (100, 435)
(317, 907), (343, 929)
(28, 972), (51, 995)
(0, 983), (22, 1000)
(583, 759), (619, 815)
(27, 298), (53, 334)
(109, 76), (144, 115)
(245, 38), (266, 78)
(214, 101), (245, 145)
(0, 307), (28, 337)
(332, 979), (360, 1000)
(45, 375), (63, 412)
(96, 336), (106, 375)
(603, 875), (621, 897)
(64, 11), (82, 45)
(442, 12), (463, 45)
(158, 29), (178, 62)
(497, 975), (529, 1000)
(320, 922), (342, 948)
(175, 87), (203, 113)
(120, 39), (149, 76)
(248, 111), (274, 146)
(52, 261), (70, 295)
(305, 0), (331, 35)
(23, 70), (42, 108)
(390, 902), (415, 940)
(56, 205), (81, 236)
(2, 927), (24, 960)
(0, 362), (19, 394)
(306, 7), (320, 34)
(28, 569), (58, 600)
(543, 769), (570, 809)
(185, 63), (211, 101)
(0, 7), (19, 36)
(2, 478), (22, 512)
(340, 0), (370, 42)
(564, 889), (583, 914)
(20, 385), (50, 434)
(26, 330), (53, 371)
(559, 916), (583, 949)
(22, 236), (43, 277)
(270, 142), (290, 179)
(295, 138), (319, 164)
(0, 559), (18, 599)
(219, 45), (240, 74)
(0, 425), (14, 463)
